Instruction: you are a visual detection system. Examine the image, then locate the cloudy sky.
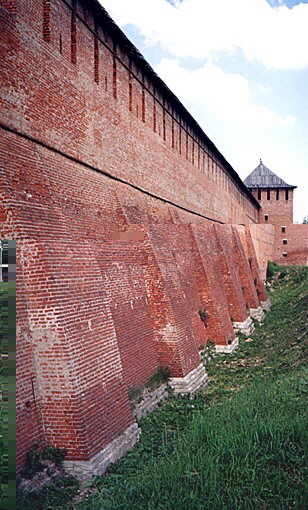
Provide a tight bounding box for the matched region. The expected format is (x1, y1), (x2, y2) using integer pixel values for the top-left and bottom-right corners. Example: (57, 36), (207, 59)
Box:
(101, 0), (308, 222)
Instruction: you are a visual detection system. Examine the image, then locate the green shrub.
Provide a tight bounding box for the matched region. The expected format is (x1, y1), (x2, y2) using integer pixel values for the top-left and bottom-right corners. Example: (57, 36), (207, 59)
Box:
(128, 366), (170, 402)
(266, 260), (279, 280)
(21, 443), (67, 480)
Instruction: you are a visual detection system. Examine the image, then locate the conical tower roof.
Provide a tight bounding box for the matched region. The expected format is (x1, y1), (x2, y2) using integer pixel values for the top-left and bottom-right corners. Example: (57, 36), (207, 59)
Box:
(244, 159), (296, 189)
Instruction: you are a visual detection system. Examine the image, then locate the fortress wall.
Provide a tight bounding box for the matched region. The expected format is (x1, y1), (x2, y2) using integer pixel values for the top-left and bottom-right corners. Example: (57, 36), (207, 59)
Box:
(0, 0), (259, 229)
(1, 1), (271, 477)
(274, 224), (308, 266)
(146, 224), (204, 377)
(16, 238), (139, 470)
(244, 227), (269, 303)
(191, 225), (237, 347)
(15, 224), (266, 475)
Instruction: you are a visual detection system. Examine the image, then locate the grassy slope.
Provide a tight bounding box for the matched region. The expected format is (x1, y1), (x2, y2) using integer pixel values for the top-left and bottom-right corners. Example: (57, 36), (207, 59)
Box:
(0, 282), (8, 501)
(19, 267), (308, 509)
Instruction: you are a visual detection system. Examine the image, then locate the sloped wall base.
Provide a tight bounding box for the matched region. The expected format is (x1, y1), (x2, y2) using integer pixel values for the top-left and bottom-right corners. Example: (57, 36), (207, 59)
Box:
(133, 385), (169, 420)
(215, 336), (239, 353)
(261, 298), (271, 312)
(250, 306), (265, 322)
(168, 363), (208, 395)
(63, 423), (140, 481)
(233, 316), (254, 336)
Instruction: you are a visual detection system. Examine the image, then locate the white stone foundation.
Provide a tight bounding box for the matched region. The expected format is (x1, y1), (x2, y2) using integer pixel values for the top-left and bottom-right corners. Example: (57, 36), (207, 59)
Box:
(215, 336), (239, 353)
(63, 423), (140, 481)
(232, 316), (254, 336)
(133, 384), (169, 420)
(168, 363), (208, 395)
(261, 298), (271, 312)
(250, 306), (265, 322)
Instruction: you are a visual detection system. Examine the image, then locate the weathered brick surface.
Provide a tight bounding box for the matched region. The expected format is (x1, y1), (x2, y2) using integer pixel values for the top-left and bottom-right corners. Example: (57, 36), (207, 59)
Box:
(244, 227), (268, 303)
(16, 240), (44, 470)
(274, 224), (308, 266)
(146, 224), (204, 377)
(231, 226), (260, 309)
(213, 225), (248, 322)
(190, 224), (236, 348)
(248, 224), (276, 280)
(16, 239), (135, 466)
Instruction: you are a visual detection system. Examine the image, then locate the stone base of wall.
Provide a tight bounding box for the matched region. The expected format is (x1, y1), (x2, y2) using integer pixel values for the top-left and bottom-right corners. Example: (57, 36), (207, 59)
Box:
(215, 336), (239, 353)
(63, 423), (140, 481)
(133, 384), (169, 420)
(261, 298), (271, 312)
(232, 316), (254, 336)
(250, 306), (265, 322)
(168, 363), (208, 395)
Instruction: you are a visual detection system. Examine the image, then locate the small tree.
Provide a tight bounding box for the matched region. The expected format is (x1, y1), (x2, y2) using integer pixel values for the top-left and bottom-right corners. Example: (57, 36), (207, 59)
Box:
(303, 216), (308, 224)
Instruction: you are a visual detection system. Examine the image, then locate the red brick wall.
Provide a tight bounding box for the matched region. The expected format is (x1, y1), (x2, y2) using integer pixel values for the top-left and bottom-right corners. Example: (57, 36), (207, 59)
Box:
(213, 225), (248, 322)
(274, 224), (308, 266)
(146, 224), (204, 377)
(247, 224), (276, 280)
(16, 239), (136, 466)
(231, 227), (260, 309)
(191, 225), (238, 347)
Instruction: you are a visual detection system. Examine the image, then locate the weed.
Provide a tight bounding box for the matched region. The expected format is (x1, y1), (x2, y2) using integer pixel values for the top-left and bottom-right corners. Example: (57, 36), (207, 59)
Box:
(16, 474), (80, 510)
(128, 366), (170, 403)
(0, 282), (8, 504)
(198, 308), (209, 324)
(20, 442), (67, 480)
(200, 340), (216, 368)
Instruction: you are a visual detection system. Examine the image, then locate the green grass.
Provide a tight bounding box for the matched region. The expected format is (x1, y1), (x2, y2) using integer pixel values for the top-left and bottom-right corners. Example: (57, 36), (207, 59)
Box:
(0, 282), (9, 503)
(18, 265), (308, 510)
(0, 282), (8, 353)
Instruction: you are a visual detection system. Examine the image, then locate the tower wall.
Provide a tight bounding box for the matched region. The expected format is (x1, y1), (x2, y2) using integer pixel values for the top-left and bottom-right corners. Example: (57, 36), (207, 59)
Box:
(250, 188), (294, 226)
(274, 224), (308, 266)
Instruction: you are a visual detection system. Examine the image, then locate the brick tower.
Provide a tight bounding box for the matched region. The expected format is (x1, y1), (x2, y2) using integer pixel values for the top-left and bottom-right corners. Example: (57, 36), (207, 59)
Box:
(244, 159), (297, 226)
(244, 159), (299, 262)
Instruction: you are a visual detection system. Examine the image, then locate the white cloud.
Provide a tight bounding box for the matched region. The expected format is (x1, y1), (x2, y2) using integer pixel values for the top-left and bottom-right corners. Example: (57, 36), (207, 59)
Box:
(155, 58), (296, 130)
(101, 0), (308, 70)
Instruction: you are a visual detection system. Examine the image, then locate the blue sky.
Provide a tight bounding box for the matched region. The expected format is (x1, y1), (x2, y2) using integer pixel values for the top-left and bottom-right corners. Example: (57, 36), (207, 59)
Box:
(101, 0), (307, 221)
